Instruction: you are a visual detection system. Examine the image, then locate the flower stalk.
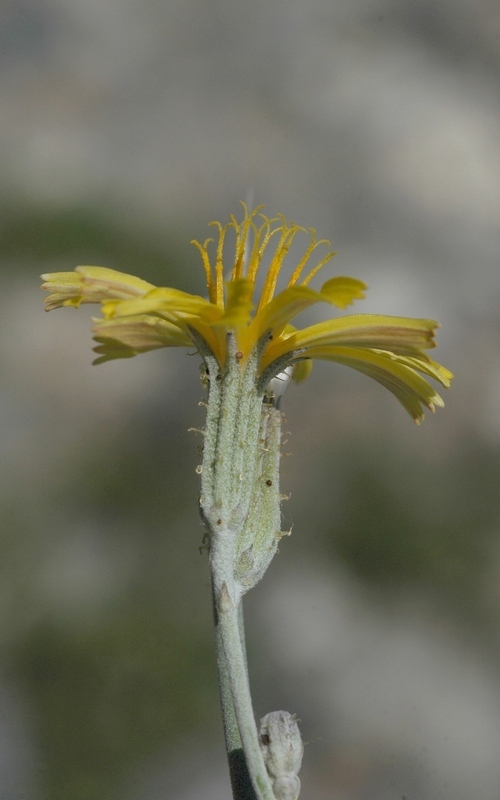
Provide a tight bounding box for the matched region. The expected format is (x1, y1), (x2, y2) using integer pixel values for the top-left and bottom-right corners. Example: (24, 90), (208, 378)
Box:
(213, 599), (258, 800)
(199, 330), (285, 798)
(40, 204), (453, 799)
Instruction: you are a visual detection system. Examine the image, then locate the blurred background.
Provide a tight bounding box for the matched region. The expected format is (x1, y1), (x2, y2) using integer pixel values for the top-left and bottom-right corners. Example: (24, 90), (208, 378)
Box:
(1, 0), (500, 798)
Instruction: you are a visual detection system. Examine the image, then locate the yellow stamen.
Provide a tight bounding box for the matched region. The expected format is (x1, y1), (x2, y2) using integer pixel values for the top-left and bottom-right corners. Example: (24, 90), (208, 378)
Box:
(229, 204), (263, 280)
(286, 229), (319, 287)
(192, 206), (340, 318)
(286, 229), (337, 288)
(248, 217), (281, 284)
(212, 222), (227, 308)
(301, 250), (337, 286)
(258, 218), (305, 311)
(191, 238), (216, 304)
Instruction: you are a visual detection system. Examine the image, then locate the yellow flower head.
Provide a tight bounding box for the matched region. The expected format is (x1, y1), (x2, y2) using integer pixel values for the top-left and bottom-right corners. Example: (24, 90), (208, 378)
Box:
(41, 204), (452, 422)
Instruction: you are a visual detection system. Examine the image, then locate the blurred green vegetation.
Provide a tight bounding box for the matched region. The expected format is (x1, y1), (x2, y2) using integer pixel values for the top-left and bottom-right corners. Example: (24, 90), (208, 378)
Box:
(1, 203), (219, 799)
(0, 200), (198, 288)
(13, 604), (215, 800)
(3, 389), (219, 800)
(2, 404), (221, 800)
(293, 433), (500, 620)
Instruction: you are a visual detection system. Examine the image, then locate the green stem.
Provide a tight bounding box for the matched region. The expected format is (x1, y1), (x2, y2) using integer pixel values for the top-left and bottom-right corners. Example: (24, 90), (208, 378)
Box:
(216, 598), (276, 800)
(213, 593), (258, 800)
(201, 333), (281, 799)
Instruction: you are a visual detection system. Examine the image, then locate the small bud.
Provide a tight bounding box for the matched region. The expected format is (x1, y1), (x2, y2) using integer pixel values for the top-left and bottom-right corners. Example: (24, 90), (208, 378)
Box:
(259, 711), (303, 800)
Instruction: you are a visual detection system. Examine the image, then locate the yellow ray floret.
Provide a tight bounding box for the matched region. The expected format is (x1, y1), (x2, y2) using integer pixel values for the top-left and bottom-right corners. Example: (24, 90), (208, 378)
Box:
(41, 204), (452, 421)
(41, 266), (155, 310)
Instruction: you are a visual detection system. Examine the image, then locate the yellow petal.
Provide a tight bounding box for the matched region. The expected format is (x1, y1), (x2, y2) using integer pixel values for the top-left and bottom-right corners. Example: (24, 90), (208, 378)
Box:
(248, 279), (368, 352)
(41, 272), (84, 310)
(248, 285), (320, 344)
(41, 267), (154, 310)
(319, 276), (367, 309)
(184, 319), (226, 366)
(101, 287), (222, 323)
(378, 352), (453, 388)
(213, 279), (254, 327)
(92, 314), (191, 350)
(92, 316), (190, 365)
(76, 266), (154, 296)
(301, 345), (445, 422)
(291, 359), (313, 383)
(262, 314), (439, 369)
